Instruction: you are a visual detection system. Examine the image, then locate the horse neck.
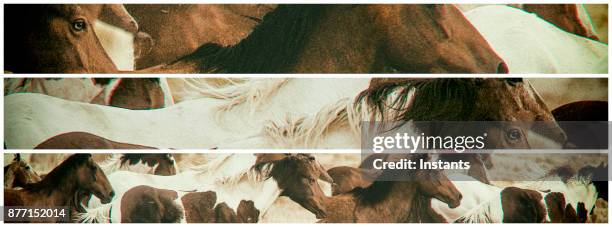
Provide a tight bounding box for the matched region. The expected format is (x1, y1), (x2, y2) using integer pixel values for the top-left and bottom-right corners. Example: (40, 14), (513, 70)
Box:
(173, 5), (332, 73)
(407, 195), (446, 223)
(359, 181), (419, 222)
(27, 174), (80, 206)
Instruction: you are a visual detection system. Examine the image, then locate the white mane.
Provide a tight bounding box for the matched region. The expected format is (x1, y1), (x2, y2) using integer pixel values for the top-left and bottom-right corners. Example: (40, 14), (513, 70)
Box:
(173, 78), (290, 113)
(97, 154), (124, 174)
(260, 87), (416, 148)
(456, 196), (503, 223)
(76, 202), (112, 223)
(185, 154), (272, 188)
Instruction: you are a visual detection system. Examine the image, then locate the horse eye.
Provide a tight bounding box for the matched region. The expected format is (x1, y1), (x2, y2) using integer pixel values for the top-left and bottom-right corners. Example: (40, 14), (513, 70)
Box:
(506, 129), (522, 141)
(25, 166), (30, 170)
(72, 19), (86, 31)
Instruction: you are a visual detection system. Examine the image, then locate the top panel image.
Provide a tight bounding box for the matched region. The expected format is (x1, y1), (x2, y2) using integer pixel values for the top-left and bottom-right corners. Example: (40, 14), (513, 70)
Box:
(3, 4), (609, 74)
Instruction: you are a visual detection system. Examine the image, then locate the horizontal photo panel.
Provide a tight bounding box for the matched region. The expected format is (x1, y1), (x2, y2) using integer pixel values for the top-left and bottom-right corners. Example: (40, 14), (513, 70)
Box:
(3, 153), (608, 223)
(4, 78), (608, 150)
(3, 4), (608, 73)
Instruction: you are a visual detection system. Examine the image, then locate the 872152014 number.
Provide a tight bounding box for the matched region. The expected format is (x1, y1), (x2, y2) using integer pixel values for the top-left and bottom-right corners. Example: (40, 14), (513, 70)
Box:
(3, 206), (70, 222)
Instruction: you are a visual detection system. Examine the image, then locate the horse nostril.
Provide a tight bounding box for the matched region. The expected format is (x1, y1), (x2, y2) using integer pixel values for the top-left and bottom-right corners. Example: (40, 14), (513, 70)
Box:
(496, 62), (509, 74)
(110, 190), (115, 198)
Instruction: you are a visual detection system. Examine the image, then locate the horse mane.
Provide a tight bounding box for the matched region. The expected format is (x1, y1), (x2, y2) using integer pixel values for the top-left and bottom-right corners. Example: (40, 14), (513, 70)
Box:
(174, 5), (328, 73)
(186, 154), (268, 187)
(356, 79), (482, 128)
(455, 196), (503, 223)
(23, 154), (92, 193)
(262, 97), (360, 148)
(98, 154), (123, 173)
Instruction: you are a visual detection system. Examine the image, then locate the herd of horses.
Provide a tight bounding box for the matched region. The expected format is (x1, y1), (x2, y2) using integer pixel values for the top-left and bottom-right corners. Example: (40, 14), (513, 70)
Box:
(1, 2), (609, 224)
(3, 4), (608, 74)
(3, 152), (606, 223)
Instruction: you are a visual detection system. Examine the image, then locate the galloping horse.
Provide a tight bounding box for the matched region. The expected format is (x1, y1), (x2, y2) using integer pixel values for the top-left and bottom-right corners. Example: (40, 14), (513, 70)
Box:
(78, 154), (332, 223)
(153, 4), (506, 73)
(4, 154), (115, 222)
(4, 154), (41, 189)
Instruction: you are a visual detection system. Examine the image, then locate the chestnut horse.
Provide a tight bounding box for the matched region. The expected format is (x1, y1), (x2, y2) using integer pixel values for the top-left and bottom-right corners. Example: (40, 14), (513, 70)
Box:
(140, 4), (508, 73)
(4, 154), (115, 222)
(356, 78), (567, 184)
(4, 154), (42, 189)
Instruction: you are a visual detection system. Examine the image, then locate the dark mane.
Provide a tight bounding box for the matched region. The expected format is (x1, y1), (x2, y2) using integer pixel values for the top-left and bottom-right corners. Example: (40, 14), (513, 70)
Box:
(23, 154), (91, 192)
(174, 5), (328, 73)
(357, 79), (482, 127)
(251, 156), (292, 181)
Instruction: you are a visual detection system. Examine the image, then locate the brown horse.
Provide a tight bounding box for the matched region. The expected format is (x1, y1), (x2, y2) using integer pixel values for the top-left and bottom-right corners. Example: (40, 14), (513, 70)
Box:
(320, 154), (461, 223)
(521, 4), (600, 41)
(359, 78), (567, 184)
(4, 5), (137, 73)
(4, 154), (114, 222)
(151, 4), (508, 73)
(125, 4), (275, 69)
(4, 154), (42, 189)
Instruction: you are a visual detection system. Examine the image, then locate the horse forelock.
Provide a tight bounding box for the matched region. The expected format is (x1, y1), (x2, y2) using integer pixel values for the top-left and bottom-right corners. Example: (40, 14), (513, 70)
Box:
(358, 79), (482, 124)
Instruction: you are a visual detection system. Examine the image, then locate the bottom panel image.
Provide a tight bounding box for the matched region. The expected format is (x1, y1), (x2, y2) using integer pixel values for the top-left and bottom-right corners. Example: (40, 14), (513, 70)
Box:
(3, 153), (608, 223)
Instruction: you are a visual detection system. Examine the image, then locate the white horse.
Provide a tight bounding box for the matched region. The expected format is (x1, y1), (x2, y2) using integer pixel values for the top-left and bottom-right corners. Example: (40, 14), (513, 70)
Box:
(4, 78), (369, 149)
(78, 154), (333, 223)
(466, 5), (607, 73)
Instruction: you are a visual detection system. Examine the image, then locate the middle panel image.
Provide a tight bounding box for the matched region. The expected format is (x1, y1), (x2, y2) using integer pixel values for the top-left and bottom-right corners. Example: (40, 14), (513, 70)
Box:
(4, 77), (607, 150)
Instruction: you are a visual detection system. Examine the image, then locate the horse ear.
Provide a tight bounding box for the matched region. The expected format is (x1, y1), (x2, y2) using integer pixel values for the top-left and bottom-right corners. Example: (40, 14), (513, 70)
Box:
(255, 154), (288, 165)
(14, 153), (21, 161)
